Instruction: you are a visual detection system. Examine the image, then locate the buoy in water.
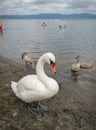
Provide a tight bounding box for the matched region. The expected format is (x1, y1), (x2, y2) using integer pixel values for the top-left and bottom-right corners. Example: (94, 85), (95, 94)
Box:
(0, 20), (3, 31)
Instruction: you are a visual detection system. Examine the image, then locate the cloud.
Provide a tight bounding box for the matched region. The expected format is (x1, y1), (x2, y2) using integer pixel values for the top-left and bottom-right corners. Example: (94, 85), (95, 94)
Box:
(0, 0), (96, 15)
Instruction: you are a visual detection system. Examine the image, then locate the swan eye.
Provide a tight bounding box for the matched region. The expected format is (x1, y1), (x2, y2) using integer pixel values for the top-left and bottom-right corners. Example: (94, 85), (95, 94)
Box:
(50, 60), (55, 66)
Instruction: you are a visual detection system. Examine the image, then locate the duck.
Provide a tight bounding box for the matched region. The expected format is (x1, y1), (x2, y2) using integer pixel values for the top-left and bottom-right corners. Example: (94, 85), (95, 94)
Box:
(11, 52), (59, 117)
(71, 56), (80, 72)
(22, 52), (33, 67)
(80, 62), (93, 68)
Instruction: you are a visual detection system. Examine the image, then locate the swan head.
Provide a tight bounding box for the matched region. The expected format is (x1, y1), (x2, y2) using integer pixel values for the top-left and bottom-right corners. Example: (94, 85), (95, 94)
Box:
(75, 56), (80, 63)
(22, 52), (28, 59)
(40, 52), (56, 74)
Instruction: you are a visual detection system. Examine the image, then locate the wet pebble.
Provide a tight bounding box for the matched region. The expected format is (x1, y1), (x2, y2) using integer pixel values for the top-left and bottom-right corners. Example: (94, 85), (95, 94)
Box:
(12, 111), (18, 117)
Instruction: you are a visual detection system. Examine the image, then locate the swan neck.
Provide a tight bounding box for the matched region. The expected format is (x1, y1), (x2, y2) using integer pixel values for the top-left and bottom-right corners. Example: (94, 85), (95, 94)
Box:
(36, 58), (48, 82)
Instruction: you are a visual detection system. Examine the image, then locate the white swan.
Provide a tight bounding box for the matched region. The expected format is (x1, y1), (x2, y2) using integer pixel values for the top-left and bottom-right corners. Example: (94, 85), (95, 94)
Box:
(71, 56), (80, 72)
(11, 52), (59, 104)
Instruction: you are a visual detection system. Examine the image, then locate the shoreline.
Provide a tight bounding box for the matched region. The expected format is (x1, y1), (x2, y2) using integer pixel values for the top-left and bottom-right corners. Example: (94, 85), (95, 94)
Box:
(0, 56), (96, 130)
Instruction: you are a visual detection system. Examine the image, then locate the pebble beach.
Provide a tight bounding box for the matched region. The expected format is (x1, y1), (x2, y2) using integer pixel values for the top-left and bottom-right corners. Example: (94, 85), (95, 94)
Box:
(0, 55), (96, 130)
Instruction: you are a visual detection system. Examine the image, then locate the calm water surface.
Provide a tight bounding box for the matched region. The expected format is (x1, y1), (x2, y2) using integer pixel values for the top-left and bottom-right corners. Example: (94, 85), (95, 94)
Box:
(0, 19), (96, 89)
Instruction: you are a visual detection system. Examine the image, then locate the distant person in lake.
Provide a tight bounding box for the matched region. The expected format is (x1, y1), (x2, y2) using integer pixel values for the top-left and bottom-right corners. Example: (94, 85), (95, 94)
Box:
(64, 24), (67, 28)
(59, 25), (62, 28)
(41, 22), (47, 27)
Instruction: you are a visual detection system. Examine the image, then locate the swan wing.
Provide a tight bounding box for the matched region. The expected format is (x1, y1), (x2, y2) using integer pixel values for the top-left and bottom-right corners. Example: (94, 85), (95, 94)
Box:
(16, 75), (47, 102)
(17, 75), (45, 91)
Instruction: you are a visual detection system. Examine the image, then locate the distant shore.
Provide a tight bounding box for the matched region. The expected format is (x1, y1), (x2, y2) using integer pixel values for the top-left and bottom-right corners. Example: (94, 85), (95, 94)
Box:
(0, 55), (96, 130)
(0, 13), (96, 20)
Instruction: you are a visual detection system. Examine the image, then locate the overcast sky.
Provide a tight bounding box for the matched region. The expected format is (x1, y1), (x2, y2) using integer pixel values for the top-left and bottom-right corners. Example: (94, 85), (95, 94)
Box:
(0, 0), (96, 15)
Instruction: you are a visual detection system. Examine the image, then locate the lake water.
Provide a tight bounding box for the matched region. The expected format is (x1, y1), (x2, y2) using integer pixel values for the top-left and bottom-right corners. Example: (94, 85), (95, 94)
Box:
(0, 19), (96, 89)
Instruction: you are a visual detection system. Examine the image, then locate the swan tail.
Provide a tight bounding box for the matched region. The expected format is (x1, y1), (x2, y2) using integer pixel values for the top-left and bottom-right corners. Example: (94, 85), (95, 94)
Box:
(11, 81), (20, 98)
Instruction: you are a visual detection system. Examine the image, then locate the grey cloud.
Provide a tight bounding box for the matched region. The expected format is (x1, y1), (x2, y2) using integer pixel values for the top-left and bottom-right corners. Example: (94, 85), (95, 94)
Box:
(33, 0), (55, 5)
(69, 1), (96, 8)
(0, 0), (96, 15)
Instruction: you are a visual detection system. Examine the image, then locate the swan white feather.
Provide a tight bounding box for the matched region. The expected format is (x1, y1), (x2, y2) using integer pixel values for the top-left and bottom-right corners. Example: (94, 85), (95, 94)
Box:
(11, 52), (59, 103)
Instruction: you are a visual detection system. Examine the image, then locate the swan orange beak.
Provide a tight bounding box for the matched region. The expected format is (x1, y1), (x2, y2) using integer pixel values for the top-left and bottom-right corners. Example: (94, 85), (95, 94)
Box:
(50, 64), (56, 74)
